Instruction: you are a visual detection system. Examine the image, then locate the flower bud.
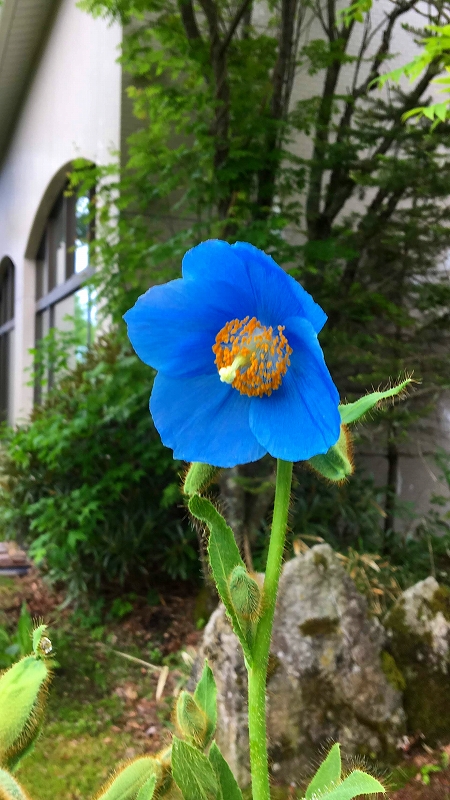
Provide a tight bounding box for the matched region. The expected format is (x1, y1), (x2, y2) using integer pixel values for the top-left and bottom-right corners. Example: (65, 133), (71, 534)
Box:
(175, 691), (208, 747)
(0, 653), (52, 770)
(228, 565), (261, 622)
(308, 425), (354, 482)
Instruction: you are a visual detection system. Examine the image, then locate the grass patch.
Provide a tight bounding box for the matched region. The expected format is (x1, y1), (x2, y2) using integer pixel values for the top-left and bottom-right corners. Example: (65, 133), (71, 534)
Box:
(0, 576), (193, 800)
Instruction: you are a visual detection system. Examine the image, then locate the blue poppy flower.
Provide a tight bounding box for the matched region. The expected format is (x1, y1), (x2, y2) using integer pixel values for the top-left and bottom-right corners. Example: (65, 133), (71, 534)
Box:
(124, 240), (340, 467)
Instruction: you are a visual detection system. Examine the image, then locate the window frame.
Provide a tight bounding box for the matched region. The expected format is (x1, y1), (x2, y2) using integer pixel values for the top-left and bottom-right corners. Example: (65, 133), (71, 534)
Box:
(0, 257), (15, 423)
(34, 188), (95, 401)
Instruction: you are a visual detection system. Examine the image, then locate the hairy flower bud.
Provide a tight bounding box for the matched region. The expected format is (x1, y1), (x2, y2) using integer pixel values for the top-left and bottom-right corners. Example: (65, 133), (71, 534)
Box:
(0, 652), (52, 770)
(228, 565), (261, 622)
(175, 691), (208, 747)
(308, 425), (354, 483)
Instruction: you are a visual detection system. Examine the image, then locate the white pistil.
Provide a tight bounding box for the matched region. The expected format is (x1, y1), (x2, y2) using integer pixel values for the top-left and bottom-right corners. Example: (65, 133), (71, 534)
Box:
(218, 354), (247, 384)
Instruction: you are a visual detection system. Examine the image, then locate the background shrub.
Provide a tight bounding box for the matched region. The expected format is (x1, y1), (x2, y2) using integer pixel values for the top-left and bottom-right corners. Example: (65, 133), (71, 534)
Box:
(0, 333), (199, 601)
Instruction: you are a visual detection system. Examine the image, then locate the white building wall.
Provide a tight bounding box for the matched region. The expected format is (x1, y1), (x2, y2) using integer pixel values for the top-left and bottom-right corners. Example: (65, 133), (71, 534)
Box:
(0, 0), (122, 423)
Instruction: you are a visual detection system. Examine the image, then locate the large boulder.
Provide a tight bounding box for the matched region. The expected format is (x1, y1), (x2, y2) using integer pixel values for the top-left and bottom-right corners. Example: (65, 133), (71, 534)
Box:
(194, 544), (405, 787)
(384, 576), (450, 743)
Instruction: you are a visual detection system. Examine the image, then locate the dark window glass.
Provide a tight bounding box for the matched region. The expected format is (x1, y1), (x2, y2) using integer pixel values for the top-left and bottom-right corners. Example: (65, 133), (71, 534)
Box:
(0, 257), (15, 423)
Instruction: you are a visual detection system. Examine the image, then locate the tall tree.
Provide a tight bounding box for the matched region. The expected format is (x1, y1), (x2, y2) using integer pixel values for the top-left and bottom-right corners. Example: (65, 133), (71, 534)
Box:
(77, 0), (450, 537)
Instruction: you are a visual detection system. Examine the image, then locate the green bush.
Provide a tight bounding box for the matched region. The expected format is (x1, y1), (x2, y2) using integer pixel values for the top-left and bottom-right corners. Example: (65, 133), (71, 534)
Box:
(0, 334), (199, 601)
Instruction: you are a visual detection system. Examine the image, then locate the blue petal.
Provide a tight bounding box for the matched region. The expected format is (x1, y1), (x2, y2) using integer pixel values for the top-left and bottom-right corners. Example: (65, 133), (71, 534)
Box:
(231, 242), (327, 333)
(124, 276), (254, 378)
(150, 372), (267, 467)
(249, 317), (340, 461)
(182, 240), (255, 309)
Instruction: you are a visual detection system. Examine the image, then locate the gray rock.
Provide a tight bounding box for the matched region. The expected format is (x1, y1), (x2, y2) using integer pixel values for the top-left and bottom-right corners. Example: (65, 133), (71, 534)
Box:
(194, 544), (405, 787)
(384, 576), (450, 742)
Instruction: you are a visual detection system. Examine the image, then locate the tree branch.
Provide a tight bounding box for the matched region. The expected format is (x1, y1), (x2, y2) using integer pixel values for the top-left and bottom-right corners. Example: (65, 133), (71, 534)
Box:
(178, 0), (202, 42)
(220, 0), (253, 55)
(256, 0), (300, 215)
(199, 0), (231, 215)
(305, 0), (354, 239)
(322, 60), (441, 228)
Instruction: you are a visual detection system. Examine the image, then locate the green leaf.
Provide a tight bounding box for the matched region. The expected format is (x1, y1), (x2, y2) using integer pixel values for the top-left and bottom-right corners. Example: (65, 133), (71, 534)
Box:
(320, 770), (385, 800)
(16, 605), (33, 658)
(188, 495), (253, 665)
(209, 742), (243, 800)
(135, 775), (157, 800)
(0, 767), (31, 800)
(96, 757), (161, 800)
(171, 738), (220, 800)
(339, 379), (412, 425)
(305, 743), (341, 799)
(193, 662), (217, 747)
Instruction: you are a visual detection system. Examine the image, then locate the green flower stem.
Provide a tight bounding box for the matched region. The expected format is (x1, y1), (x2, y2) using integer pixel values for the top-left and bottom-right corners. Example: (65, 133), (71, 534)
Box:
(248, 459), (293, 800)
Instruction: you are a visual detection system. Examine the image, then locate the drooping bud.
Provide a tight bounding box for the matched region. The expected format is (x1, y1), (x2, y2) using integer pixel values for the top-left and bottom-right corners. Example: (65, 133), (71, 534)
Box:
(94, 757), (161, 800)
(228, 565), (261, 622)
(308, 425), (354, 483)
(175, 691), (208, 747)
(0, 653), (52, 770)
(183, 463), (219, 496)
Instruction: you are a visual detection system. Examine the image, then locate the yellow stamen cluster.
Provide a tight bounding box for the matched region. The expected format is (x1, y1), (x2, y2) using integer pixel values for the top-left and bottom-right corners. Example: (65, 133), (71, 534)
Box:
(212, 316), (292, 397)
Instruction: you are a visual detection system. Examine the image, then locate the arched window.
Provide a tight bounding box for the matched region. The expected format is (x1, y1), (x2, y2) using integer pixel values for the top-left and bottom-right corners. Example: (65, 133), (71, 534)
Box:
(35, 189), (95, 400)
(0, 257), (15, 423)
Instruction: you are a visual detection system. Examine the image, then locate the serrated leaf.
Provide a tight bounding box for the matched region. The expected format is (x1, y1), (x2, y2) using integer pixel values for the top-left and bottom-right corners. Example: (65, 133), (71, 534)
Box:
(171, 738), (219, 800)
(319, 770), (385, 800)
(339, 378), (412, 425)
(209, 742), (243, 800)
(305, 743), (341, 800)
(135, 775), (156, 800)
(188, 495), (253, 665)
(193, 662), (217, 747)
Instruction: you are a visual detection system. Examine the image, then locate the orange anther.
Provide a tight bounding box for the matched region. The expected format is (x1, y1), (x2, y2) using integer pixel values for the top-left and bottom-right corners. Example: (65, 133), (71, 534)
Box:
(212, 316), (292, 397)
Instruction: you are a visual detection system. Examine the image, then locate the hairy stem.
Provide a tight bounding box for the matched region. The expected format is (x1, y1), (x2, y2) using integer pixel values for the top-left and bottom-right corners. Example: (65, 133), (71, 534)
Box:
(247, 459), (293, 800)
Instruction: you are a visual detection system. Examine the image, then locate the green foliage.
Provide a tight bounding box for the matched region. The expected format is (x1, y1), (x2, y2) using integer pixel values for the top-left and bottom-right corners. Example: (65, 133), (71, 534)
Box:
(305, 743), (341, 799)
(66, 0), (450, 558)
(188, 495), (253, 664)
(304, 744), (385, 799)
(0, 334), (198, 599)
(208, 743), (243, 800)
(378, 24), (450, 124)
(338, 379), (413, 425)
(171, 738), (218, 800)
(0, 605), (33, 670)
